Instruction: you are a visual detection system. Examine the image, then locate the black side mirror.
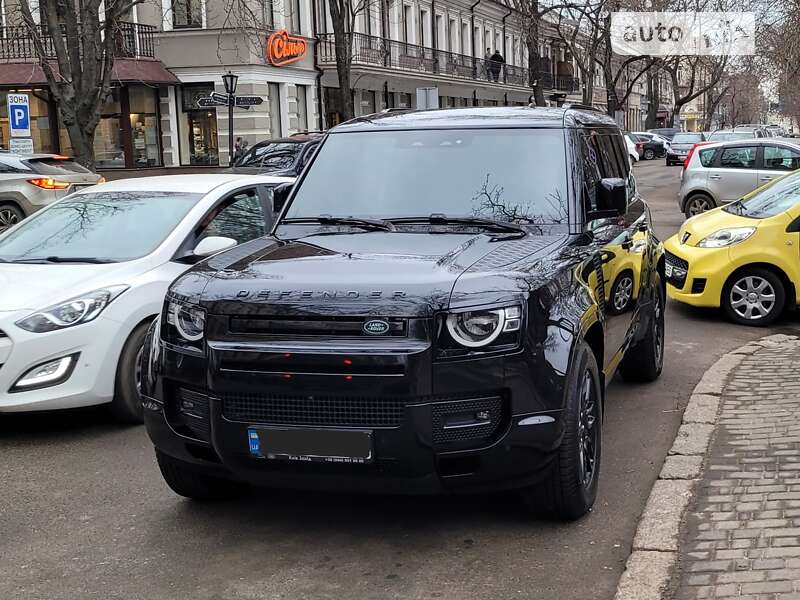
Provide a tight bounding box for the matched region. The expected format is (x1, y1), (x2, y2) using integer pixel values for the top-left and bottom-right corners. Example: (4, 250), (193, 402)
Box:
(272, 182), (293, 214)
(590, 178), (627, 220)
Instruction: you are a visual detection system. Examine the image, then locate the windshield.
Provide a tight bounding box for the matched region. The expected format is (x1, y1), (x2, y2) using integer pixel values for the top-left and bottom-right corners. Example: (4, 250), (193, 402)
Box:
(0, 191), (200, 262)
(708, 131), (753, 142)
(673, 133), (704, 143)
(724, 171), (800, 219)
(284, 129), (568, 226)
(236, 142), (301, 169)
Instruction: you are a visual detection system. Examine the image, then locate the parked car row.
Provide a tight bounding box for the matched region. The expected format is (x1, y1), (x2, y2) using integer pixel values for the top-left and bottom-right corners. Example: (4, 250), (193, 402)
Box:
(0, 106), (666, 522)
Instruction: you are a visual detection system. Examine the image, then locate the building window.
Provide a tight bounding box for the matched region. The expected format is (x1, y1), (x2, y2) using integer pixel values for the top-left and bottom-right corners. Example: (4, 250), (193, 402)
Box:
(128, 85), (162, 167)
(179, 84), (219, 165)
(172, 0), (202, 28)
(419, 9), (427, 46)
(359, 90), (376, 114)
(461, 22), (469, 54)
(289, 0), (301, 34)
(263, 0), (274, 29)
(403, 5), (412, 43)
(297, 85), (308, 132)
(269, 82), (282, 137)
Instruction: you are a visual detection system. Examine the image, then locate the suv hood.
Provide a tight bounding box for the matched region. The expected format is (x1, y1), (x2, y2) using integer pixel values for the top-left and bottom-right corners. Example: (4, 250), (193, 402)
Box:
(193, 232), (567, 317)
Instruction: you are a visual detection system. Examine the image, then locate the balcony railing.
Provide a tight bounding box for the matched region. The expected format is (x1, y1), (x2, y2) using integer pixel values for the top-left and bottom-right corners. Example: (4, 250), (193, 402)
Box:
(318, 32), (580, 92)
(0, 22), (156, 61)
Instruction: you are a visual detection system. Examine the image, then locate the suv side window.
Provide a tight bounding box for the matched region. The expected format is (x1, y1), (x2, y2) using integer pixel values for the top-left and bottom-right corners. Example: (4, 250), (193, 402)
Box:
(719, 146), (757, 169)
(200, 188), (267, 244)
(763, 145), (800, 171)
(580, 132), (602, 211)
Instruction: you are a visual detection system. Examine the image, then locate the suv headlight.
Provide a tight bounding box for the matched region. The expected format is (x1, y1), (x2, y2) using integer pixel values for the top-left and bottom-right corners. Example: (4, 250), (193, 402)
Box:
(163, 299), (206, 351)
(445, 305), (522, 349)
(15, 286), (129, 333)
(697, 227), (756, 248)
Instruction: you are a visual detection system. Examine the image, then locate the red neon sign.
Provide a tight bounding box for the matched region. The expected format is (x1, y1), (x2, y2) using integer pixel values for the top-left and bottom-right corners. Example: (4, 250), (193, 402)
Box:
(267, 30), (307, 66)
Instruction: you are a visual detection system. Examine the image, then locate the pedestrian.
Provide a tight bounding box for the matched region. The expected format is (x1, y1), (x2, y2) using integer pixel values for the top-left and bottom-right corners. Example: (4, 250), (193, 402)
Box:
(490, 50), (505, 82)
(233, 137), (243, 162)
(484, 48), (492, 81)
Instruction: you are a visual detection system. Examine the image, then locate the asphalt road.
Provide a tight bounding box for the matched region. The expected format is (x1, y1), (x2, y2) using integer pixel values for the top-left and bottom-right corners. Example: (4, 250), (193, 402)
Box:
(1, 161), (793, 600)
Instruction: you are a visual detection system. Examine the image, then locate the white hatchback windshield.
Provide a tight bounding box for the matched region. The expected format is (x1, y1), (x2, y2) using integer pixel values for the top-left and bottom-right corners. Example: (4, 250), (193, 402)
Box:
(0, 191), (201, 263)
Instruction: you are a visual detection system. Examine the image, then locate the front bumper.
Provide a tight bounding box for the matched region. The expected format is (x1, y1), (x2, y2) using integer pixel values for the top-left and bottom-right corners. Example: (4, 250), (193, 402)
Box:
(663, 240), (730, 307)
(144, 334), (567, 494)
(0, 313), (126, 411)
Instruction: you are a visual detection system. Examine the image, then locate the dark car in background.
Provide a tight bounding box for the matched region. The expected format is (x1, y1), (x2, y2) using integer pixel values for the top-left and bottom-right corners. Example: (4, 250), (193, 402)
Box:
(230, 133), (322, 177)
(629, 132), (667, 160)
(666, 132), (706, 166)
(141, 106), (665, 521)
(0, 153), (103, 232)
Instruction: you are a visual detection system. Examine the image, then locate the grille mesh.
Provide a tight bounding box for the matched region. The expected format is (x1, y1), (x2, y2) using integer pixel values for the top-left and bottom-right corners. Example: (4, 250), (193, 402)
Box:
(431, 397), (504, 445)
(665, 251), (689, 290)
(223, 393), (407, 428)
(168, 388), (211, 442)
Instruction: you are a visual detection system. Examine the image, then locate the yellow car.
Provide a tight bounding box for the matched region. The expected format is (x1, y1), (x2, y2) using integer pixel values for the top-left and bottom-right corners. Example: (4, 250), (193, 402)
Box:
(664, 170), (800, 326)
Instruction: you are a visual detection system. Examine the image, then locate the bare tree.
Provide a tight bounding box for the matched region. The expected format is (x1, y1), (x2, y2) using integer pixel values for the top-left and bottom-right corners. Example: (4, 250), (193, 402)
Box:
(17, 0), (146, 168)
(662, 55), (727, 127)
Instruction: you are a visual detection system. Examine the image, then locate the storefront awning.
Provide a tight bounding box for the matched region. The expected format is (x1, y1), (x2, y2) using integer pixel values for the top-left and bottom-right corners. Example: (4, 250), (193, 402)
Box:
(0, 59), (179, 86)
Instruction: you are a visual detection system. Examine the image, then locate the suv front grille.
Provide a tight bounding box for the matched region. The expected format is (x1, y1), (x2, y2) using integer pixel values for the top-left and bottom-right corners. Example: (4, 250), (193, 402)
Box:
(229, 316), (407, 337)
(223, 392), (407, 428)
(665, 251), (689, 290)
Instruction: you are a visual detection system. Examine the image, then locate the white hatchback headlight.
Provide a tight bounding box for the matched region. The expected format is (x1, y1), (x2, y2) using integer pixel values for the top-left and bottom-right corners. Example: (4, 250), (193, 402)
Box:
(446, 305), (521, 348)
(15, 286), (129, 333)
(697, 227), (756, 248)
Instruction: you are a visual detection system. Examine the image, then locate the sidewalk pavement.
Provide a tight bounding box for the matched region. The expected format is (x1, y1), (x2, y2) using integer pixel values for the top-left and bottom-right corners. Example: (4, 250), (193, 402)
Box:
(674, 336), (800, 599)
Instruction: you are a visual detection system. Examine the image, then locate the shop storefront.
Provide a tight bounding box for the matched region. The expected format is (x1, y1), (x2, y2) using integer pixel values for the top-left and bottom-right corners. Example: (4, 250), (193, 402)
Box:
(0, 83), (166, 169)
(178, 84), (220, 165)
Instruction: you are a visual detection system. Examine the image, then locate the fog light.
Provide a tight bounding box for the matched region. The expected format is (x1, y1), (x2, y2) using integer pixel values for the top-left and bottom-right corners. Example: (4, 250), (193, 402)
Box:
(10, 354), (78, 392)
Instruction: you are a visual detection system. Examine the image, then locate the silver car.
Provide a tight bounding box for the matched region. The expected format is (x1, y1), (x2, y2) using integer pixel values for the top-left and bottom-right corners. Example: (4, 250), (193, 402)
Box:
(678, 138), (800, 217)
(0, 153), (103, 231)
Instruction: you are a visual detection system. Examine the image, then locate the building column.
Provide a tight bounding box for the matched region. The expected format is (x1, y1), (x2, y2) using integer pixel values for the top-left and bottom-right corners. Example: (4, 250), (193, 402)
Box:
(160, 86), (180, 167)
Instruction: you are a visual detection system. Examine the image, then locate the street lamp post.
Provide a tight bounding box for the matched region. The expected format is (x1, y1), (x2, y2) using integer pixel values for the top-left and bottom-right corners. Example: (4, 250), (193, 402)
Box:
(223, 71), (239, 166)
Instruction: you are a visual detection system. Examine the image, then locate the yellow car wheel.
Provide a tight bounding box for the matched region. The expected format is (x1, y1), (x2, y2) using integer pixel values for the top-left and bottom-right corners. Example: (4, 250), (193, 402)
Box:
(721, 268), (785, 327)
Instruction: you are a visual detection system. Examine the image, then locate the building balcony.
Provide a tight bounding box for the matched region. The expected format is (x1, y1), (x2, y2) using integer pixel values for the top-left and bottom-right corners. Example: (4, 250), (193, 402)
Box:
(318, 32), (580, 93)
(0, 22), (156, 62)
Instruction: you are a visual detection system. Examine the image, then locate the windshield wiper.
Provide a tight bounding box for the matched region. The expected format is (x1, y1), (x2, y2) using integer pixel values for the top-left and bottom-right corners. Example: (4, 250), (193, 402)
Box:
(10, 256), (116, 264)
(282, 215), (396, 232)
(389, 214), (527, 235)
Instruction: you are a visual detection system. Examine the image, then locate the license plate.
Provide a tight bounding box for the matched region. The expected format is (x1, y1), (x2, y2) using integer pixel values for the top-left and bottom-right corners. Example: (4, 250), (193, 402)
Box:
(248, 427), (373, 464)
(665, 264), (674, 277)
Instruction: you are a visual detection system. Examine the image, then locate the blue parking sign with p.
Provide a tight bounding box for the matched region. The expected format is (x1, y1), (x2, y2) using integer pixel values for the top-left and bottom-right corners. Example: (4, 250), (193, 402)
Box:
(8, 93), (31, 138)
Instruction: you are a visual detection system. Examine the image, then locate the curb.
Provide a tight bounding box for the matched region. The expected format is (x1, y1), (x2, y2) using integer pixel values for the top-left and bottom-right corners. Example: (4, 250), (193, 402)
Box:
(613, 333), (799, 600)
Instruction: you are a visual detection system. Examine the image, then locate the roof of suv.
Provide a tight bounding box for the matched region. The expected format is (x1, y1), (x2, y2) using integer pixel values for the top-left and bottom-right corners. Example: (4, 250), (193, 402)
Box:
(330, 106), (618, 133)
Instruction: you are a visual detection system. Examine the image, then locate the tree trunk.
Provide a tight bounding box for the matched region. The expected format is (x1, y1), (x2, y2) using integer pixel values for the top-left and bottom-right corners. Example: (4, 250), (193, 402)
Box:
(526, 28), (545, 106)
(645, 70), (658, 128)
(329, 5), (355, 121)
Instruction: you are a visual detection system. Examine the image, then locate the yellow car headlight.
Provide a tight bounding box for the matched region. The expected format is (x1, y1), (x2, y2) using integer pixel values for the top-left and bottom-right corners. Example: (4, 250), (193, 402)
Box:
(697, 227), (756, 248)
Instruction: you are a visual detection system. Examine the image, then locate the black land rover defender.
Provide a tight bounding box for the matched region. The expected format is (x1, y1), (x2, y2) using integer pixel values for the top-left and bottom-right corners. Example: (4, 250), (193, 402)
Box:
(141, 106), (665, 520)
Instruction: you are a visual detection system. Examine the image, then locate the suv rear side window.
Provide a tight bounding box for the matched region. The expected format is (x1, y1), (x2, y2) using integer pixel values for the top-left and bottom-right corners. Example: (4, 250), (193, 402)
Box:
(719, 147), (756, 169)
(698, 148), (717, 167)
(24, 157), (91, 174)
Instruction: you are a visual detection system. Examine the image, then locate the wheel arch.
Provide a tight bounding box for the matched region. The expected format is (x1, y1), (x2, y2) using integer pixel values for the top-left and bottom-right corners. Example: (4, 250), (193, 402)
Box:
(583, 321), (605, 394)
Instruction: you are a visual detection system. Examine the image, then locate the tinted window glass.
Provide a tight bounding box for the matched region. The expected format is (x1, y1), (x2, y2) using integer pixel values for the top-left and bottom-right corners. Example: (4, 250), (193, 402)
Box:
(763, 146), (800, 171)
(236, 142), (301, 168)
(719, 147), (756, 169)
(285, 129), (569, 225)
(725, 171), (800, 218)
(201, 190), (266, 244)
(672, 133), (704, 143)
(698, 147), (717, 167)
(707, 131), (754, 142)
(0, 192), (200, 261)
(580, 133), (602, 211)
(26, 158), (91, 175)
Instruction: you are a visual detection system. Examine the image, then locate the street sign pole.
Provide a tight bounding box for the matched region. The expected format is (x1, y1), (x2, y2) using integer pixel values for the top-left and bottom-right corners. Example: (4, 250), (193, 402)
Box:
(228, 93), (234, 167)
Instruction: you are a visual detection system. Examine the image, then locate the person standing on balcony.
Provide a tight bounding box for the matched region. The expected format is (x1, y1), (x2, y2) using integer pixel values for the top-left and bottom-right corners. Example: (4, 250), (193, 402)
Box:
(485, 48), (493, 81)
(489, 50), (504, 82)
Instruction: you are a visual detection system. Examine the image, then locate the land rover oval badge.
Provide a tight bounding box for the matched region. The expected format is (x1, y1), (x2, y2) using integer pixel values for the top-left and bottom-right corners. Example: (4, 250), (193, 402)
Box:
(363, 319), (390, 335)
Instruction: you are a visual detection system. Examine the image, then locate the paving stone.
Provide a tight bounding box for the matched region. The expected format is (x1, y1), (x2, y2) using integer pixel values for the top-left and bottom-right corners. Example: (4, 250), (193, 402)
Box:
(662, 455), (704, 480)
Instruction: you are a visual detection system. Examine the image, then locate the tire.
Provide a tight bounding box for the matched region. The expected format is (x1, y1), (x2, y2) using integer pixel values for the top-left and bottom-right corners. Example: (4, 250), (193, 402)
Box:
(0, 202), (24, 233)
(619, 276), (665, 383)
(608, 270), (635, 315)
(722, 268), (785, 327)
(156, 451), (243, 501)
(684, 194), (715, 218)
(524, 340), (602, 520)
(109, 320), (152, 424)
(644, 148), (655, 160)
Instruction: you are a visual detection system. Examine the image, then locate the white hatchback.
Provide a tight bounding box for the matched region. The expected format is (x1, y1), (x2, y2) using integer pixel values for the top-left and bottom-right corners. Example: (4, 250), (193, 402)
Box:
(0, 174), (293, 421)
